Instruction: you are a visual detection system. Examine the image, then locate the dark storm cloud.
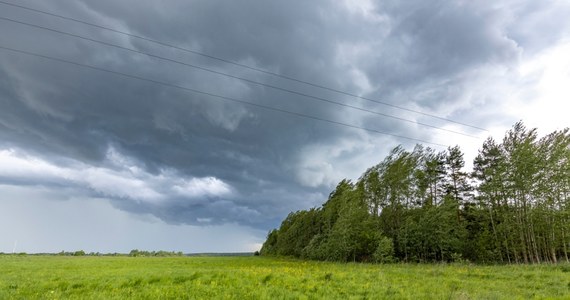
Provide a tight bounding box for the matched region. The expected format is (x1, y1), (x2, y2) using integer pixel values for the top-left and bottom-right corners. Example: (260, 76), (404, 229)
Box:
(0, 0), (568, 229)
(356, 1), (523, 117)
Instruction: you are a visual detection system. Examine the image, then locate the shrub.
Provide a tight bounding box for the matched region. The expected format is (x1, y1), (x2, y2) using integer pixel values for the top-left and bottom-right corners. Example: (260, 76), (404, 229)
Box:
(373, 236), (394, 263)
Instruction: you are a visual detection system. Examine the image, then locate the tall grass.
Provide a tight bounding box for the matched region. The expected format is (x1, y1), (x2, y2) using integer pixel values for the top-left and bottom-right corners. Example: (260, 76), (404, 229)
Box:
(0, 255), (568, 299)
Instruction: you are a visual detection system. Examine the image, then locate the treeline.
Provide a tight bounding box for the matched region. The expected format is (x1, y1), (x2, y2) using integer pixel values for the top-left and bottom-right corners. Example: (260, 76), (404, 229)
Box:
(0, 250), (185, 257)
(261, 122), (570, 263)
(129, 249), (184, 257)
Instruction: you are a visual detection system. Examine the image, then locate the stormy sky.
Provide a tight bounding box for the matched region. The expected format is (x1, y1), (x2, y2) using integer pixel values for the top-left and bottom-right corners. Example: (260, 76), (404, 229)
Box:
(0, 0), (569, 253)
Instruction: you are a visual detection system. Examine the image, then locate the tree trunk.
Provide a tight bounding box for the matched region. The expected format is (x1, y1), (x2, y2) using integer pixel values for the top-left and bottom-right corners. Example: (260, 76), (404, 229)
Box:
(562, 227), (569, 263)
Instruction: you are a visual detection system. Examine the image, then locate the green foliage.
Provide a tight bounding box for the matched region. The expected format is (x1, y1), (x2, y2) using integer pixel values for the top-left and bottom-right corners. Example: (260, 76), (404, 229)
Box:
(373, 236), (394, 263)
(259, 229), (278, 255)
(263, 122), (570, 264)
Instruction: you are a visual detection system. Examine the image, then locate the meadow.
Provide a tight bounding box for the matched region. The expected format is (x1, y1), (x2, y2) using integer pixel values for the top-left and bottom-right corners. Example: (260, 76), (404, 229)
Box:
(0, 255), (569, 299)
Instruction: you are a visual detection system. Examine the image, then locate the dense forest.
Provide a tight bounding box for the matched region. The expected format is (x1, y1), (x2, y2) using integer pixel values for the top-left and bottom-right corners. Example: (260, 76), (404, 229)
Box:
(261, 122), (570, 263)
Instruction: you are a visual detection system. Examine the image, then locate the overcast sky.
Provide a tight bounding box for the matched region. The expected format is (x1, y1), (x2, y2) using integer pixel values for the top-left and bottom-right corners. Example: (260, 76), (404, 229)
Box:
(0, 0), (569, 253)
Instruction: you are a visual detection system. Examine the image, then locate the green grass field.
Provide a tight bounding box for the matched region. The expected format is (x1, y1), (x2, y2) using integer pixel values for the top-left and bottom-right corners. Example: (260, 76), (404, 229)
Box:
(0, 255), (568, 299)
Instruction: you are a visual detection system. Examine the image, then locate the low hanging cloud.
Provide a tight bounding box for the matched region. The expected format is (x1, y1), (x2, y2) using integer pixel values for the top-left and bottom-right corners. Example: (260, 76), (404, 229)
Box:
(0, 147), (235, 218)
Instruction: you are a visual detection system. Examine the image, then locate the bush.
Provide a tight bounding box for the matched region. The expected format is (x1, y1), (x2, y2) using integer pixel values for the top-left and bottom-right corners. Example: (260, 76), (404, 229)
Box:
(450, 252), (467, 264)
(373, 236), (394, 263)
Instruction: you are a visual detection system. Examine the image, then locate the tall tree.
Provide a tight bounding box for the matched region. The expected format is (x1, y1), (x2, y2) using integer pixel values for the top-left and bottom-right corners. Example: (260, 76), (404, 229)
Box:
(445, 145), (471, 204)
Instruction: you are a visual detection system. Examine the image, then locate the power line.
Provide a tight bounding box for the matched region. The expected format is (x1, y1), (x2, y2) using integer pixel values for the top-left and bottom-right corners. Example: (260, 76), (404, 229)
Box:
(0, 16), (479, 139)
(0, 0), (489, 132)
(0, 45), (448, 148)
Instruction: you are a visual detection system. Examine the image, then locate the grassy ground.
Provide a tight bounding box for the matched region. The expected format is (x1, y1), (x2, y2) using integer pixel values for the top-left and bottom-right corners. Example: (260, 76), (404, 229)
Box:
(0, 255), (568, 299)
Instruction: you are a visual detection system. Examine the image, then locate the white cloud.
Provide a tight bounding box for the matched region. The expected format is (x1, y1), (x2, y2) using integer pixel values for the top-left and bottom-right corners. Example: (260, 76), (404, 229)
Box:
(172, 177), (232, 198)
(294, 134), (390, 188)
(82, 167), (163, 202)
(513, 41), (570, 133)
(0, 149), (67, 181)
(0, 147), (233, 204)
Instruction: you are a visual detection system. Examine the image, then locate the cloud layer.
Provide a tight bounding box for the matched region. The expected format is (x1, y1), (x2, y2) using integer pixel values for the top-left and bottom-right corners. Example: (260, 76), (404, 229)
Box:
(0, 0), (569, 251)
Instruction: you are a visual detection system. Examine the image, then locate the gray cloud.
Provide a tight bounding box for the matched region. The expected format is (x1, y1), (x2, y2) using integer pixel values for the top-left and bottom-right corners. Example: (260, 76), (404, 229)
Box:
(0, 0), (569, 251)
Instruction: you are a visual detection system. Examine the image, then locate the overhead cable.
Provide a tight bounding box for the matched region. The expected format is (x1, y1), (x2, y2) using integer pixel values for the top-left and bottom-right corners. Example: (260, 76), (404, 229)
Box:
(0, 16), (480, 139)
(0, 0), (489, 132)
(0, 45), (449, 147)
